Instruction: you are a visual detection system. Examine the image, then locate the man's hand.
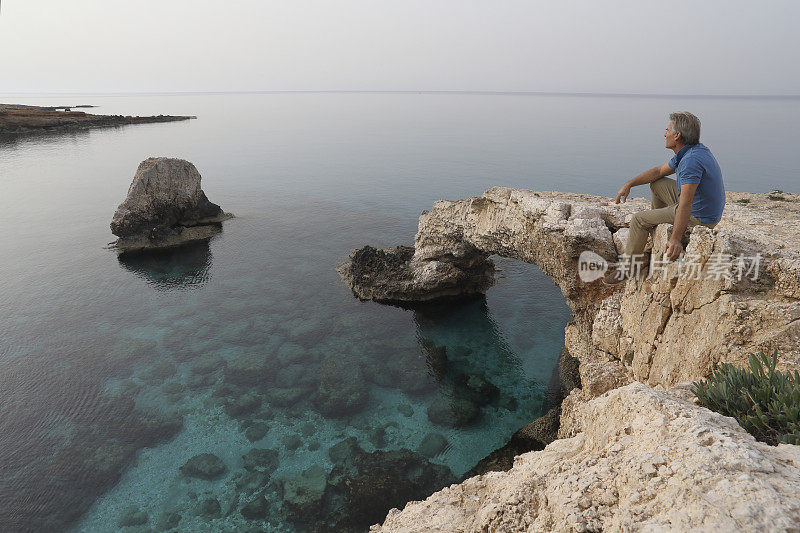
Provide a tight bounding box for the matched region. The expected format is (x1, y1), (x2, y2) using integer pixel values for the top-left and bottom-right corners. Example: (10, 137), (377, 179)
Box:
(615, 183), (632, 204)
(664, 238), (683, 261)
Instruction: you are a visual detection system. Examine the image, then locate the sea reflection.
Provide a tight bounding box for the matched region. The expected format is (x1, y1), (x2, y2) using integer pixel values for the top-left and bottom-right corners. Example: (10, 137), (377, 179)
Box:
(117, 239), (214, 291)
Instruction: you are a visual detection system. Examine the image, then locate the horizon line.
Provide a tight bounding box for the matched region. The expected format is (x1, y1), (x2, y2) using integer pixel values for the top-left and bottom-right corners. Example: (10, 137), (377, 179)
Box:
(1, 89), (800, 100)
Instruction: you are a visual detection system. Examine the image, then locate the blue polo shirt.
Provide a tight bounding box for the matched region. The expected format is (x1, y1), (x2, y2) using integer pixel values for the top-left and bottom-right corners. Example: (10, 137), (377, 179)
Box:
(668, 143), (725, 224)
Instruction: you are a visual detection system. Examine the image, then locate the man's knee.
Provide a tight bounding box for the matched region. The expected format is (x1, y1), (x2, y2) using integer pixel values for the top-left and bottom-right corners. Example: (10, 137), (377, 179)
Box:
(630, 212), (645, 228)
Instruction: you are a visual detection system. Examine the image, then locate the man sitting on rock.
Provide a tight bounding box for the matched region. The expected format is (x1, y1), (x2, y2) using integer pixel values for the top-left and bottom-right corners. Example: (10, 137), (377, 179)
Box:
(611, 111), (725, 280)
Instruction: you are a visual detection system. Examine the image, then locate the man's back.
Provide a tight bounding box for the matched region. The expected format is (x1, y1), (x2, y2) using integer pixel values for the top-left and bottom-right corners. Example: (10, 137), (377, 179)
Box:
(668, 143), (725, 224)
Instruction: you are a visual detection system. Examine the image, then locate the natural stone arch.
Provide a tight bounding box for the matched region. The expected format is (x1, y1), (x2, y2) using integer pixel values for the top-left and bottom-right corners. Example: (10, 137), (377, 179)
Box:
(340, 187), (800, 398)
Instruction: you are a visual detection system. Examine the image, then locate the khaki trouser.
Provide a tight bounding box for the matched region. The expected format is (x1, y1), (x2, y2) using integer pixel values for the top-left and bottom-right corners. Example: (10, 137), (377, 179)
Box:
(624, 177), (718, 257)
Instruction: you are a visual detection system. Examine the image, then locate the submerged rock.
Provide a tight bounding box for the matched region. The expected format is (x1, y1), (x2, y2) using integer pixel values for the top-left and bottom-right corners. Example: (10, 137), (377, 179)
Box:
(426, 396), (480, 428)
(225, 351), (276, 386)
(328, 448), (456, 530)
(154, 511), (181, 531)
(224, 391), (262, 418)
(242, 448), (279, 474)
(314, 356), (370, 418)
(240, 492), (269, 520)
(417, 433), (449, 458)
(244, 422), (269, 442)
(110, 157), (232, 252)
(453, 372), (500, 407)
(196, 497), (221, 518)
(329, 436), (363, 464)
(180, 453), (227, 480)
(117, 505), (148, 527)
(282, 465), (328, 521)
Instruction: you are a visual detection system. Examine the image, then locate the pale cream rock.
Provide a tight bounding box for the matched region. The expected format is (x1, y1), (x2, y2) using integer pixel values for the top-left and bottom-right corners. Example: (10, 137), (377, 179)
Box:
(372, 383), (800, 532)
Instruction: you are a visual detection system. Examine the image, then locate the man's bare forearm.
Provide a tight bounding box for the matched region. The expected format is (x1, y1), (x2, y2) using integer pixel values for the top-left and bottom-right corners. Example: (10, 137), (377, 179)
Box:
(671, 202), (691, 242)
(627, 166), (663, 188)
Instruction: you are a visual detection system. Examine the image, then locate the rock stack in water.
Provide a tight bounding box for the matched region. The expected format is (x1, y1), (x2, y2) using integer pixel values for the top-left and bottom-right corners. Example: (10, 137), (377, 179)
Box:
(110, 157), (232, 252)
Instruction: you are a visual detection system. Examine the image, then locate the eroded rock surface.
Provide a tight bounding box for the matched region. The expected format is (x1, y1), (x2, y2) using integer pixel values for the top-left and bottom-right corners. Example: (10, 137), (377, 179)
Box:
(341, 187), (800, 391)
(373, 383), (800, 532)
(342, 187), (800, 531)
(110, 157), (232, 252)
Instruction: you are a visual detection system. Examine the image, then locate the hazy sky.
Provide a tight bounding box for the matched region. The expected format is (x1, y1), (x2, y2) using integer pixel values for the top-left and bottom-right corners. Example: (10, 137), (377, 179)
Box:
(1, 0), (798, 94)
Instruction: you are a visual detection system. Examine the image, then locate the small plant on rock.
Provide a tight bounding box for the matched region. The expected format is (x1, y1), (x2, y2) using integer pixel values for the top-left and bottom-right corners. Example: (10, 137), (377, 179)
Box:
(692, 350), (800, 446)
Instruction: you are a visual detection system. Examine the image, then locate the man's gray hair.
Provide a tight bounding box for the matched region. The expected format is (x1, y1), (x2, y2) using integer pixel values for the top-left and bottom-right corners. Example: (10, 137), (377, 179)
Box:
(669, 111), (701, 145)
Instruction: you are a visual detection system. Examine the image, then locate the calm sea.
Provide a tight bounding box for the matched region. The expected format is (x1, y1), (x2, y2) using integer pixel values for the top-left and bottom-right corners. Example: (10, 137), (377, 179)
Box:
(0, 92), (797, 531)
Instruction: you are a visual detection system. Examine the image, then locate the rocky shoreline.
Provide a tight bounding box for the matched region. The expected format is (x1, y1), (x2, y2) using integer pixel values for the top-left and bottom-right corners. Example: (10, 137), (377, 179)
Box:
(339, 186), (800, 530)
(0, 103), (195, 135)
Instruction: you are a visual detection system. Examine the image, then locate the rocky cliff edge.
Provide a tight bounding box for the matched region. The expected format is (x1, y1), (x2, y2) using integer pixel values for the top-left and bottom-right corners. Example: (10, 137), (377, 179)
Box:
(338, 187), (800, 531)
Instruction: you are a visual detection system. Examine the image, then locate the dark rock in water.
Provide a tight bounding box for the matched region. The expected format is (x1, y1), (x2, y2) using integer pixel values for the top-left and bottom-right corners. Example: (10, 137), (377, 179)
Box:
(255, 405), (275, 420)
(242, 448), (279, 474)
(119, 409), (183, 449)
(191, 354), (226, 375)
(418, 432), (449, 458)
(397, 403), (414, 417)
(155, 510), (181, 531)
(244, 422), (269, 442)
(299, 421), (317, 437)
(283, 465), (328, 521)
(337, 244), (495, 304)
(117, 505), (148, 527)
(142, 361), (176, 384)
(308, 440), (321, 451)
(161, 380), (183, 395)
(368, 426), (387, 449)
(329, 437), (363, 464)
(240, 492), (269, 520)
(186, 373), (213, 390)
(388, 354), (438, 397)
(236, 470), (270, 496)
(325, 448), (457, 530)
(496, 394), (519, 412)
(224, 392), (262, 418)
(180, 453), (227, 480)
(225, 352), (277, 386)
(276, 364), (305, 388)
(276, 342), (307, 366)
(462, 405), (561, 480)
(197, 497), (221, 518)
(453, 372), (500, 407)
(110, 158), (233, 252)
(282, 434), (303, 451)
(264, 386), (310, 408)
(314, 356), (369, 418)
(426, 396), (480, 428)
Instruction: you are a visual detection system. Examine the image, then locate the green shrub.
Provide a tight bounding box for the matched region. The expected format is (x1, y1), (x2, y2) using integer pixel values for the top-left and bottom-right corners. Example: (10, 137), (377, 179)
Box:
(692, 350), (800, 445)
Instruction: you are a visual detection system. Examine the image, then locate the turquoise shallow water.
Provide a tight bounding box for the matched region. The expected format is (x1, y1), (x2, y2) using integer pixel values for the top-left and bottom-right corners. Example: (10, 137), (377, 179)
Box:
(0, 93), (798, 531)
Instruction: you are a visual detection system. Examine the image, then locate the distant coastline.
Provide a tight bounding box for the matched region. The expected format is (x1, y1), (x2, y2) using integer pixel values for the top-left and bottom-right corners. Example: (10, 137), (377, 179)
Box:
(0, 103), (195, 136)
(2, 90), (799, 99)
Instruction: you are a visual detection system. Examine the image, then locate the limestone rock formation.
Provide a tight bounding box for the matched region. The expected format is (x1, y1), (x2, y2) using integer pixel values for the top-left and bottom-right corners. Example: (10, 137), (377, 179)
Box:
(372, 383), (800, 532)
(341, 187), (800, 530)
(340, 187), (800, 392)
(110, 157), (232, 252)
(338, 245), (494, 303)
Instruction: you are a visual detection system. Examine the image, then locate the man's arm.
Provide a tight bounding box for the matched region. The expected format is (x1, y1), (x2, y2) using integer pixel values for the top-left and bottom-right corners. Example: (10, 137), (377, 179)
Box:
(664, 182), (699, 261)
(615, 162), (675, 203)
